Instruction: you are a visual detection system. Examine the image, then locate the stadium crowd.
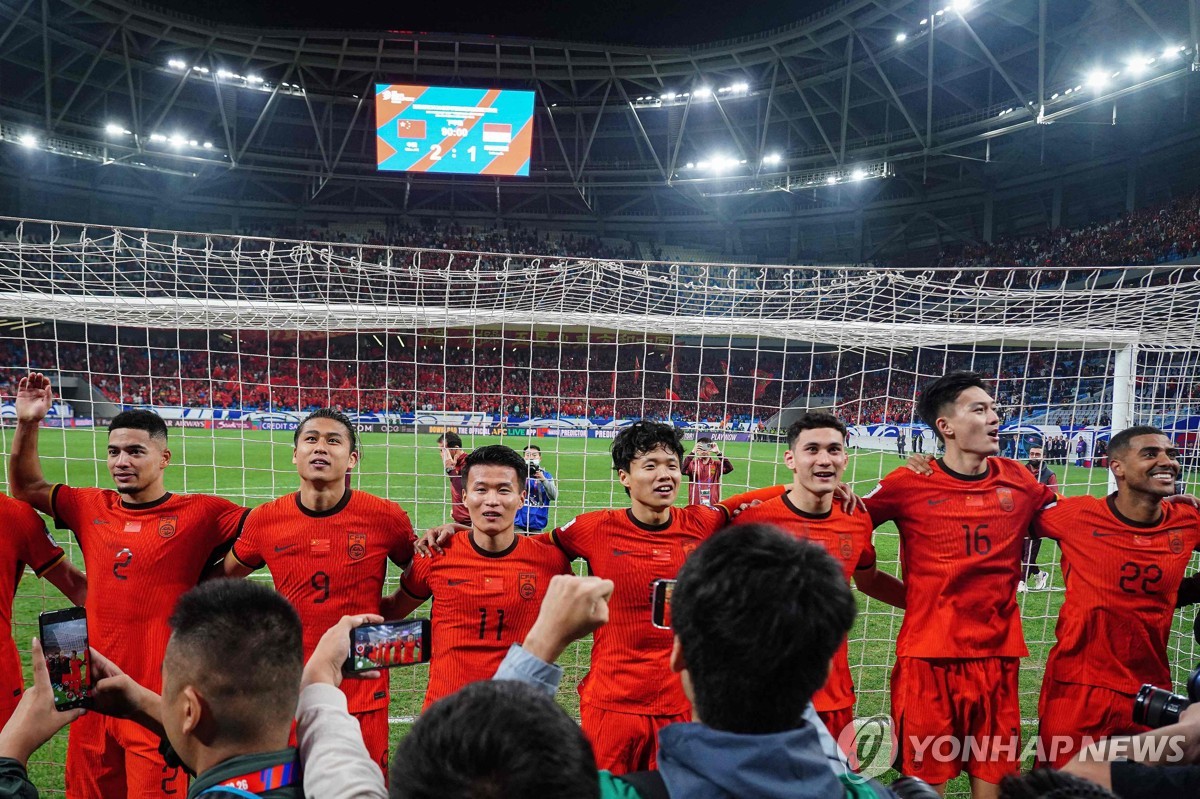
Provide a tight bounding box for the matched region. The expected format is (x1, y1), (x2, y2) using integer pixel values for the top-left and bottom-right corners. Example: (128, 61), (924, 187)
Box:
(2, 373), (1200, 799)
(0, 332), (1158, 429)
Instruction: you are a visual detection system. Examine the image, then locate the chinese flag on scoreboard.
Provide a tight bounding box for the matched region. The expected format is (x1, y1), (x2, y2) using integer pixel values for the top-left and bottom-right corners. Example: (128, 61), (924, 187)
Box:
(397, 119), (427, 138)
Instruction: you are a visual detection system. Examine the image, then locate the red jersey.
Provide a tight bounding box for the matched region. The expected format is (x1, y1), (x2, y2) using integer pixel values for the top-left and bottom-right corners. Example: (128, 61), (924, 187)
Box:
(232, 490), (415, 713)
(863, 458), (1056, 659)
(446, 451), (470, 525)
(731, 493), (876, 711)
(550, 505), (728, 715)
(50, 485), (248, 692)
(0, 494), (66, 705)
(401, 640), (415, 664)
(399, 531), (571, 709)
(1032, 494), (1200, 694)
(680, 454), (734, 506)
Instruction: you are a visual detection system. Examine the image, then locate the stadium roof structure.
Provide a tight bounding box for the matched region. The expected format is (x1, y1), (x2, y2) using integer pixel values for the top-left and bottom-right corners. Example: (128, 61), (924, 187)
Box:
(0, 0), (1197, 258)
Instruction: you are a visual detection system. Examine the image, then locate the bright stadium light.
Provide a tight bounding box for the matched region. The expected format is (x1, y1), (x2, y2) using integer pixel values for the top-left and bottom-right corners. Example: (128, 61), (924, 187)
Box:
(202, 142), (213, 149)
(168, 133), (187, 147)
(1126, 55), (1152, 77)
(1086, 69), (1109, 90)
(851, 168), (867, 181)
(826, 175), (838, 185)
(247, 75), (263, 84)
(731, 82), (749, 93)
(18, 134), (37, 148)
(168, 59), (187, 70)
(952, 0), (970, 12)
(762, 153), (782, 165)
(896, 32), (908, 42)
(694, 86), (712, 99)
(149, 133), (166, 143)
(104, 123), (129, 136)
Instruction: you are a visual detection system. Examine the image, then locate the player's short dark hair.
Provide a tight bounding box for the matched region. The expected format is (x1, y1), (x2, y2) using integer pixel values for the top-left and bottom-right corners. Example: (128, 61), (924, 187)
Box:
(786, 411), (848, 448)
(524, 444), (541, 454)
(438, 432), (464, 449)
(1107, 425), (1170, 461)
(916, 371), (989, 442)
(294, 408), (358, 453)
(611, 420), (684, 473)
(167, 579), (302, 747)
(696, 436), (712, 445)
(109, 409), (168, 443)
(463, 444), (529, 486)
(998, 768), (1120, 799)
(672, 523), (856, 734)
(390, 680), (599, 799)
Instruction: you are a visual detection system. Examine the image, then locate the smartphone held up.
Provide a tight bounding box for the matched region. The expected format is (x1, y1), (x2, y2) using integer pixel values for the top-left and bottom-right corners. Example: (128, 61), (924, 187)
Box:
(345, 618), (431, 673)
(38, 607), (92, 711)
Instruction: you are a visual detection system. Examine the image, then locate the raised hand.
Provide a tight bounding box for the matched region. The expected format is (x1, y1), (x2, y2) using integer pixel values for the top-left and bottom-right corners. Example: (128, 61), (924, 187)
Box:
(15, 372), (54, 424)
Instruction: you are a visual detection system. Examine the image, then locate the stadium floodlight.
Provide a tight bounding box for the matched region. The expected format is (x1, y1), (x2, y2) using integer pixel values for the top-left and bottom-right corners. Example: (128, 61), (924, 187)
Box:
(202, 142), (213, 149)
(685, 162), (695, 169)
(762, 153), (782, 166)
(1126, 55), (1152, 77)
(935, 9), (945, 16)
(168, 133), (187, 147)
(851, 169), (867, 181)
(168, 59), (187, 70)
(660, 92), (676, 101)
(731, 82), (749, 93)
(694, 86), (712, 99)
(920, 17), (928, 24)
(826, 175), (838, 185)
(149, 133), (166, 143)
(104, 123), (128, 136)
(896, 33), (908, 42)
(952, 0), (970, 11)
(1051, 92), (1059, 99)
(1086, 69), (1109, 90)
(696, 160), (710, 170)
(247, 75), (263, 84)
(18, 134), (37, 148)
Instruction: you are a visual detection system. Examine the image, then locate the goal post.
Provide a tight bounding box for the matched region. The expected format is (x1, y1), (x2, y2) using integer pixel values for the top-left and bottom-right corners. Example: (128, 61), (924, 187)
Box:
(0, 217), (1198, 792)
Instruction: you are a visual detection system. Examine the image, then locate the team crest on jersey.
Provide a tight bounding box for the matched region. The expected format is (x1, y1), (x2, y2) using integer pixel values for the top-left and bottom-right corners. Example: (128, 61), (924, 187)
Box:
(347, 533), (367, 561)
(838, 534), (854, 560)
(996, 487), (1015, 512)
(519, 572), (537, 600)
(157, 516), (178, 538)
(1169, 530), (1185, 555)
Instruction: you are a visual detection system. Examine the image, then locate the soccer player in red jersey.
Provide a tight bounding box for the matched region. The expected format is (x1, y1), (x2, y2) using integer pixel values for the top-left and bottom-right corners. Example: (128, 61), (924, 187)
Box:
(1032, 425), (1200, 768)
(385, 445), (572, 710)
(401, 634), (416, 664)
(680, 437), (733, 506)
(730, 412), (905, 749)
(547, 420), (758, 775)
(10, 372), (249, 799)
(223, 408), (415, 773)
(0, 491), (86, 729)
(862, 371), (1058, 799)
(437, 432), (471, 526)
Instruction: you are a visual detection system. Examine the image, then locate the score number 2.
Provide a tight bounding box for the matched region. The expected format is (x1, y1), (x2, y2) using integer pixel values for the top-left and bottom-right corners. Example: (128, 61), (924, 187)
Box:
(428, 144), (478, 162)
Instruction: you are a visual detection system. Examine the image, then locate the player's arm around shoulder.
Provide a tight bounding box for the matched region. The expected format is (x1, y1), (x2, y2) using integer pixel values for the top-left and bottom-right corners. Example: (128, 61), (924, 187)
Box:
(382, 547), (432, 620)
(850, 516), (904, 608)
(220, 504), (265, 578)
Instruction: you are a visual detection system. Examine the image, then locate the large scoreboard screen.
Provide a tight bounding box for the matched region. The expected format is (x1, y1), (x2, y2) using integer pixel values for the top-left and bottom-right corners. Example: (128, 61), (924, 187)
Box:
(375, 84), (534, 177)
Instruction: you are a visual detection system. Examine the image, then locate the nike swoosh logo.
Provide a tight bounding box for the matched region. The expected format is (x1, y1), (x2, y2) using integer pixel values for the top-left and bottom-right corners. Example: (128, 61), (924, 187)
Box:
(274, 544), (297, 553)
(927, 498), (952, 506)
(1092, 530), (1120, 538)
(447, 579), (469, 586)
(611, 549), (635, 557)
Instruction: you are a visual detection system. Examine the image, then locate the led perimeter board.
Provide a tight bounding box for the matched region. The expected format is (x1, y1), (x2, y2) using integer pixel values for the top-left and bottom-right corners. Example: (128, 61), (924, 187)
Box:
(375, 84), (534, 177)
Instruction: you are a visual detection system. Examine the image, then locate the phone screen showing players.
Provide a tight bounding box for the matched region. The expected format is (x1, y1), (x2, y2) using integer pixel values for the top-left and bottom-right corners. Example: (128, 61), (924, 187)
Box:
(39, 610), (91, 710)
(348, 619), (430, 672)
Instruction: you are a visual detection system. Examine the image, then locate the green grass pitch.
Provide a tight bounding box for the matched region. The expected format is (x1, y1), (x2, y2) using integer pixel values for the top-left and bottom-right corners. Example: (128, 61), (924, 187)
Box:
(7, 428), (1198, 794)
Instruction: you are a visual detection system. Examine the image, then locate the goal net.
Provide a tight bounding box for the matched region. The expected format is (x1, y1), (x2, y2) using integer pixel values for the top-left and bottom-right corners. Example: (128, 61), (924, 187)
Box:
(1, 217), (1199, 792)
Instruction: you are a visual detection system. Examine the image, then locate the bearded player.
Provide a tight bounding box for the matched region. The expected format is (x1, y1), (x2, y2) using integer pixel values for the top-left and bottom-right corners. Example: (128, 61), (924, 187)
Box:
(0, 489), (86, 729)
(730, 412), (905, 750)
(383, 445), (572, 710)
(862, 372), (1058, 799)
(1032, 425), (1200, 767)
(223, 408), (415, 773)
(10, 372), (249, 799)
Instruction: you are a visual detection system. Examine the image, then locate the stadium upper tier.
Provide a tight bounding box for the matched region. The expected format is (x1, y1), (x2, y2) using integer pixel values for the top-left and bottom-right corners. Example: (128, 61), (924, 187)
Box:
(0, 332), (1163, 427)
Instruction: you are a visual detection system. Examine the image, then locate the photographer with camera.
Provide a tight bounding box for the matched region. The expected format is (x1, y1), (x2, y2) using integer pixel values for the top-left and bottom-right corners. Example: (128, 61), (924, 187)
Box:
(681, 438), (733, 507)
(515, 445), (559, 533)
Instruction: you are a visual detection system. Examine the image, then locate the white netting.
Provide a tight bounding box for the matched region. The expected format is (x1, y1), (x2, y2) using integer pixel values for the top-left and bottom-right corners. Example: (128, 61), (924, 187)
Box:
(2, 217), (1199, 793)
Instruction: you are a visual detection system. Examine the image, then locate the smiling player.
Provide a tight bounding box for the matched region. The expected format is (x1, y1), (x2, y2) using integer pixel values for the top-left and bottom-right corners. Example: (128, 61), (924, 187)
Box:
(223, 408), (415, 773)
(730, 412), (905, 749)
(1032, 426), (1200, 767)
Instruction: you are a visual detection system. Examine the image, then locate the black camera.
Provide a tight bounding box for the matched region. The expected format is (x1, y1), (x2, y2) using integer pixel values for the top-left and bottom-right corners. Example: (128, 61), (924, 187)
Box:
(1133, 666), (1200, 728)
(525, 460), (541, 475)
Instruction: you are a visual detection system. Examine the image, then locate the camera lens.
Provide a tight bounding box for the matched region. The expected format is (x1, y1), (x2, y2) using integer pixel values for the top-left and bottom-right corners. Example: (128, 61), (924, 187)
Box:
(1134, 683), (1190, 728)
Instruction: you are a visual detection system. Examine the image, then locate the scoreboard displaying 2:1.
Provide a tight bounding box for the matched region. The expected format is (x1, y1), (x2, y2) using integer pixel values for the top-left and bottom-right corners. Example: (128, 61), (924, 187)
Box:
(375, 84), (535, 177)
